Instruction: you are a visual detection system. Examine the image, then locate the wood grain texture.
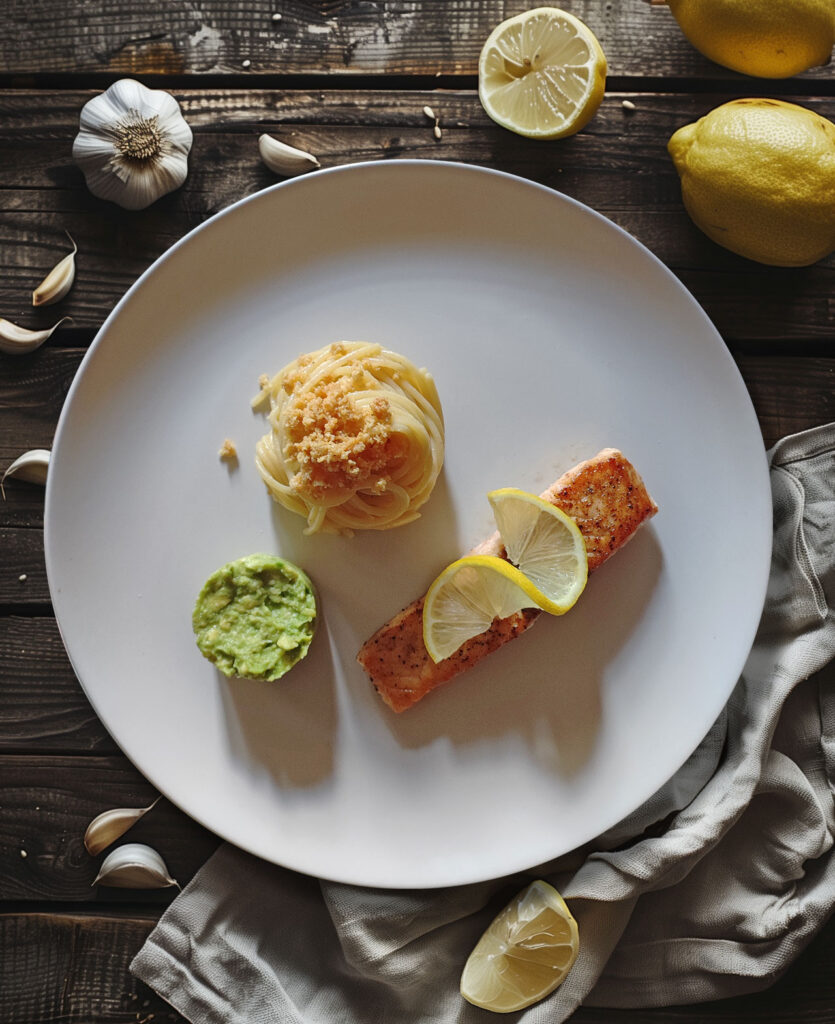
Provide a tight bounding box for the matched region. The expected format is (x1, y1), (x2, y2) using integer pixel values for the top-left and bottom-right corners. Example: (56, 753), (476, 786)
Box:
(0, 910), (186, 1024)
(0, 755), (219, 901)
(2, 5), (835, 1016)
(0, 618), (113, 752)
(1, 908), (834, 1024)
(1, 90), (833, 339)
(4, 0), (835, 81)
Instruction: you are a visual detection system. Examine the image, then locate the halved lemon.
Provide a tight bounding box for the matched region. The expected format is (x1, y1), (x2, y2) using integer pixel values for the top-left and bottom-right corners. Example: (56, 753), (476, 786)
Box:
(478, 7), (608, 140)
(461, 880), (580, 1013)
(488, 488), (588, 610)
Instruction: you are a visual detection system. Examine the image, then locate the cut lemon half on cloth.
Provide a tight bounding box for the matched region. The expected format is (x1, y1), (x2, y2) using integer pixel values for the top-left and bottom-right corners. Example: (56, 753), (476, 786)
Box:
(478, 7), (608, 139)
(461, 880), (580, 1013)
(422, 490), (588, 662)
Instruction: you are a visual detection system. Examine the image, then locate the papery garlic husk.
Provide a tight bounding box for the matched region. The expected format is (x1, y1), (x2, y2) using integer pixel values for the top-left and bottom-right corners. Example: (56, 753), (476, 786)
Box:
(259, 133), (320, 176)
(92, 843), (180, 890)
(73, 79), (193, 211)
(33, 232), (77, 307)
(0, 317), (70, 355)
(84, 796), (161, 856)
(1, 449), (50, 498)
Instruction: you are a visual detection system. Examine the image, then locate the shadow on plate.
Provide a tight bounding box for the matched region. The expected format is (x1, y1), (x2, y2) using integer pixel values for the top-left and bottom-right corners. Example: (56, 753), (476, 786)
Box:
(217, 469), (460, 788)
(218, 618), (337, 787)
(377, 527), (663, 777)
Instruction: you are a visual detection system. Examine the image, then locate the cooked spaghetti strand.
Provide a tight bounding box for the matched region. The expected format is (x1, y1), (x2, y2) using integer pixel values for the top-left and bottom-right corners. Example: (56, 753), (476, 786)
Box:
(254, 342), (444, 535)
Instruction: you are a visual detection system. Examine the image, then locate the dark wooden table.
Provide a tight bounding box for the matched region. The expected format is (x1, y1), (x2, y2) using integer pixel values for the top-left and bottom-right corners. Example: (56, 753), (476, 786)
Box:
(2, 3), (835, 1021)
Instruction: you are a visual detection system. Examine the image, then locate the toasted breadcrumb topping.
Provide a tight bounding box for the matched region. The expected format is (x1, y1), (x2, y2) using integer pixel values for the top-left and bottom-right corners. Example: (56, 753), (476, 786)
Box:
(282, 345), (406, 500)
(219, 438), (238, 460)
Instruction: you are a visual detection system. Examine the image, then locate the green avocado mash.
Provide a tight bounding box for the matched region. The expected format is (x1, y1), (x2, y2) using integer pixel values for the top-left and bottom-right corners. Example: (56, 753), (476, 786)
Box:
(192, 554), (317, 681)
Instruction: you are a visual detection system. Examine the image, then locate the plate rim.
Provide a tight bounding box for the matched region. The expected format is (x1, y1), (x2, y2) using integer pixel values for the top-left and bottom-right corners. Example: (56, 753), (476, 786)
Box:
(45, 159), (773, 888)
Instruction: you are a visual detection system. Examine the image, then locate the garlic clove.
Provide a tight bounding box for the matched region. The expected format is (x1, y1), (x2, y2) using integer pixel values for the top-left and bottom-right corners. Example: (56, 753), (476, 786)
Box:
(32, 232), (77, 307)
(259, 134), (321, 177)
(83, 796), (161, 856)
(92, 843), (180, 890)
(0, 317), (70, 355)
(73, 79), (193, 211)
(1, 449), (50, 499)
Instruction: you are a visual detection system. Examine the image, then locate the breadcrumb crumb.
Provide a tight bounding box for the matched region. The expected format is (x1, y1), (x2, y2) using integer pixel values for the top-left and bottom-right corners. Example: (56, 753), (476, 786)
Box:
(282, 343), (406, 501)
(219, 439), (238, 460)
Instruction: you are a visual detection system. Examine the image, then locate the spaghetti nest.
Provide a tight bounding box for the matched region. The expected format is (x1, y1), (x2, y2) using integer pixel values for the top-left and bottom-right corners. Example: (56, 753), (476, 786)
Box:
(254, 342), (445, 535)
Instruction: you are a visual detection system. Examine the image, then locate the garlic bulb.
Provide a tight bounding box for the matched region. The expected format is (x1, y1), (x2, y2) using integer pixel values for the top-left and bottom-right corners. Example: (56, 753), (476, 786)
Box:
(73, 79), (193, 211)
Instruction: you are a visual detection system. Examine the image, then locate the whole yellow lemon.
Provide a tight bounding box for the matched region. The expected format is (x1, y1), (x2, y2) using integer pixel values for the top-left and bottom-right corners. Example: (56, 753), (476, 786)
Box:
(668, 99), (835, 267)
(666, 0), (835, 78)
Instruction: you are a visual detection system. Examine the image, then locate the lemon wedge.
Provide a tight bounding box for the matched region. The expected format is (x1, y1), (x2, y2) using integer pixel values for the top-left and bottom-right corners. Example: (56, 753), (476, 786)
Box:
(478, 7), (607, 140)
(422, 490), (588, 662)
(488, 488), (588, 610)
(461, 880), (580, 1013)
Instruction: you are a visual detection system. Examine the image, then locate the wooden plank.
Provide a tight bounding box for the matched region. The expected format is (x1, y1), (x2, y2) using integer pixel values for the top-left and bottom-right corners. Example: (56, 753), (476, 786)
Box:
(3, 0), (835, 81)
(0, 755), (219, 901)
(1, 90), (833, 339)
(735, 356), (835, 447)
(0, 617), (114, 752)
(1, 908), (834, 1024)
(0, 909), (186, 1023)
(0, 347), (80, 529)
(0, 530), (46, 601)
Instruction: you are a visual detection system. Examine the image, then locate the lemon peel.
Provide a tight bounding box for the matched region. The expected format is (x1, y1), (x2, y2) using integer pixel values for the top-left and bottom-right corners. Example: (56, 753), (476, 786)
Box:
(664, 0), (835, 79)
(669, 99), (835, 267)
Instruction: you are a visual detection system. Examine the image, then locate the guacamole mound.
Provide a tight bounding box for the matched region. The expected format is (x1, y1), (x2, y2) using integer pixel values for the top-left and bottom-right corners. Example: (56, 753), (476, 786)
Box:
(192, 554), (317, 681)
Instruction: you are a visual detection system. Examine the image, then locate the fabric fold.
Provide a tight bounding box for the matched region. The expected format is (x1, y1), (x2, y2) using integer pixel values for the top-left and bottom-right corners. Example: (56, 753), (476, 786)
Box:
(132, 423), (835, 1024)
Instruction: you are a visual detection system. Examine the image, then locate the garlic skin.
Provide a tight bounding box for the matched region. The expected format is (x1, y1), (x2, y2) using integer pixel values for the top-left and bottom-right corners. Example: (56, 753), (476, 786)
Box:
(33, 232), (77, 307)
(92, 843), (180, 890)
(1, 449), (50, 499)
(83, 796), (161, 856)
(0, 318), (70, 355)
(73, 79), (193, 211)
(259, 134), (320, 176)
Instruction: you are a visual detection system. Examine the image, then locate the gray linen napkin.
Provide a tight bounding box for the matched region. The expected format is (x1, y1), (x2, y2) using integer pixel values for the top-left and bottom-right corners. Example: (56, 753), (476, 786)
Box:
(132, 423), (835, 1023)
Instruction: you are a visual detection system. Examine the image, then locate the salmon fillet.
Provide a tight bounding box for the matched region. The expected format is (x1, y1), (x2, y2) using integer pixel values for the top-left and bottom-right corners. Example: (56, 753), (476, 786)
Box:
(357, 449), (658, 712)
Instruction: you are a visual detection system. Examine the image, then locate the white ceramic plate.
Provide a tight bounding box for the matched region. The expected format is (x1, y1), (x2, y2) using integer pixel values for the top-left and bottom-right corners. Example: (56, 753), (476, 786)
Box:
(46, 161), (771, 889)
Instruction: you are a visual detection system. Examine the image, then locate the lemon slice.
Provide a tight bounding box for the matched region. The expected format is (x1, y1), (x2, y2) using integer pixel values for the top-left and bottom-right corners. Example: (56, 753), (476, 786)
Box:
(422, 490), (588, 662)
(423, 555), (545, 663)
(478, 7), (608, 140)
(487, 488), (588, 610)
(461, 880), (580, 1013)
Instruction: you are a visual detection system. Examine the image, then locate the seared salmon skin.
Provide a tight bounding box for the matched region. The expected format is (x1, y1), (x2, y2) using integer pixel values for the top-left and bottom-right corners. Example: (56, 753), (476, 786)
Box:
(357, 449), (658, 712)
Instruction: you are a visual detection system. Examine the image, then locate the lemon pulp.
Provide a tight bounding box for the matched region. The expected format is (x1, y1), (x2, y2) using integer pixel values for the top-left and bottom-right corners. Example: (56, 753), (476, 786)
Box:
(460, 880), (580, 1013)
(488, 488), (588, 608)
(422, 489), (588, 662)
(478, 7), (607, 139)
